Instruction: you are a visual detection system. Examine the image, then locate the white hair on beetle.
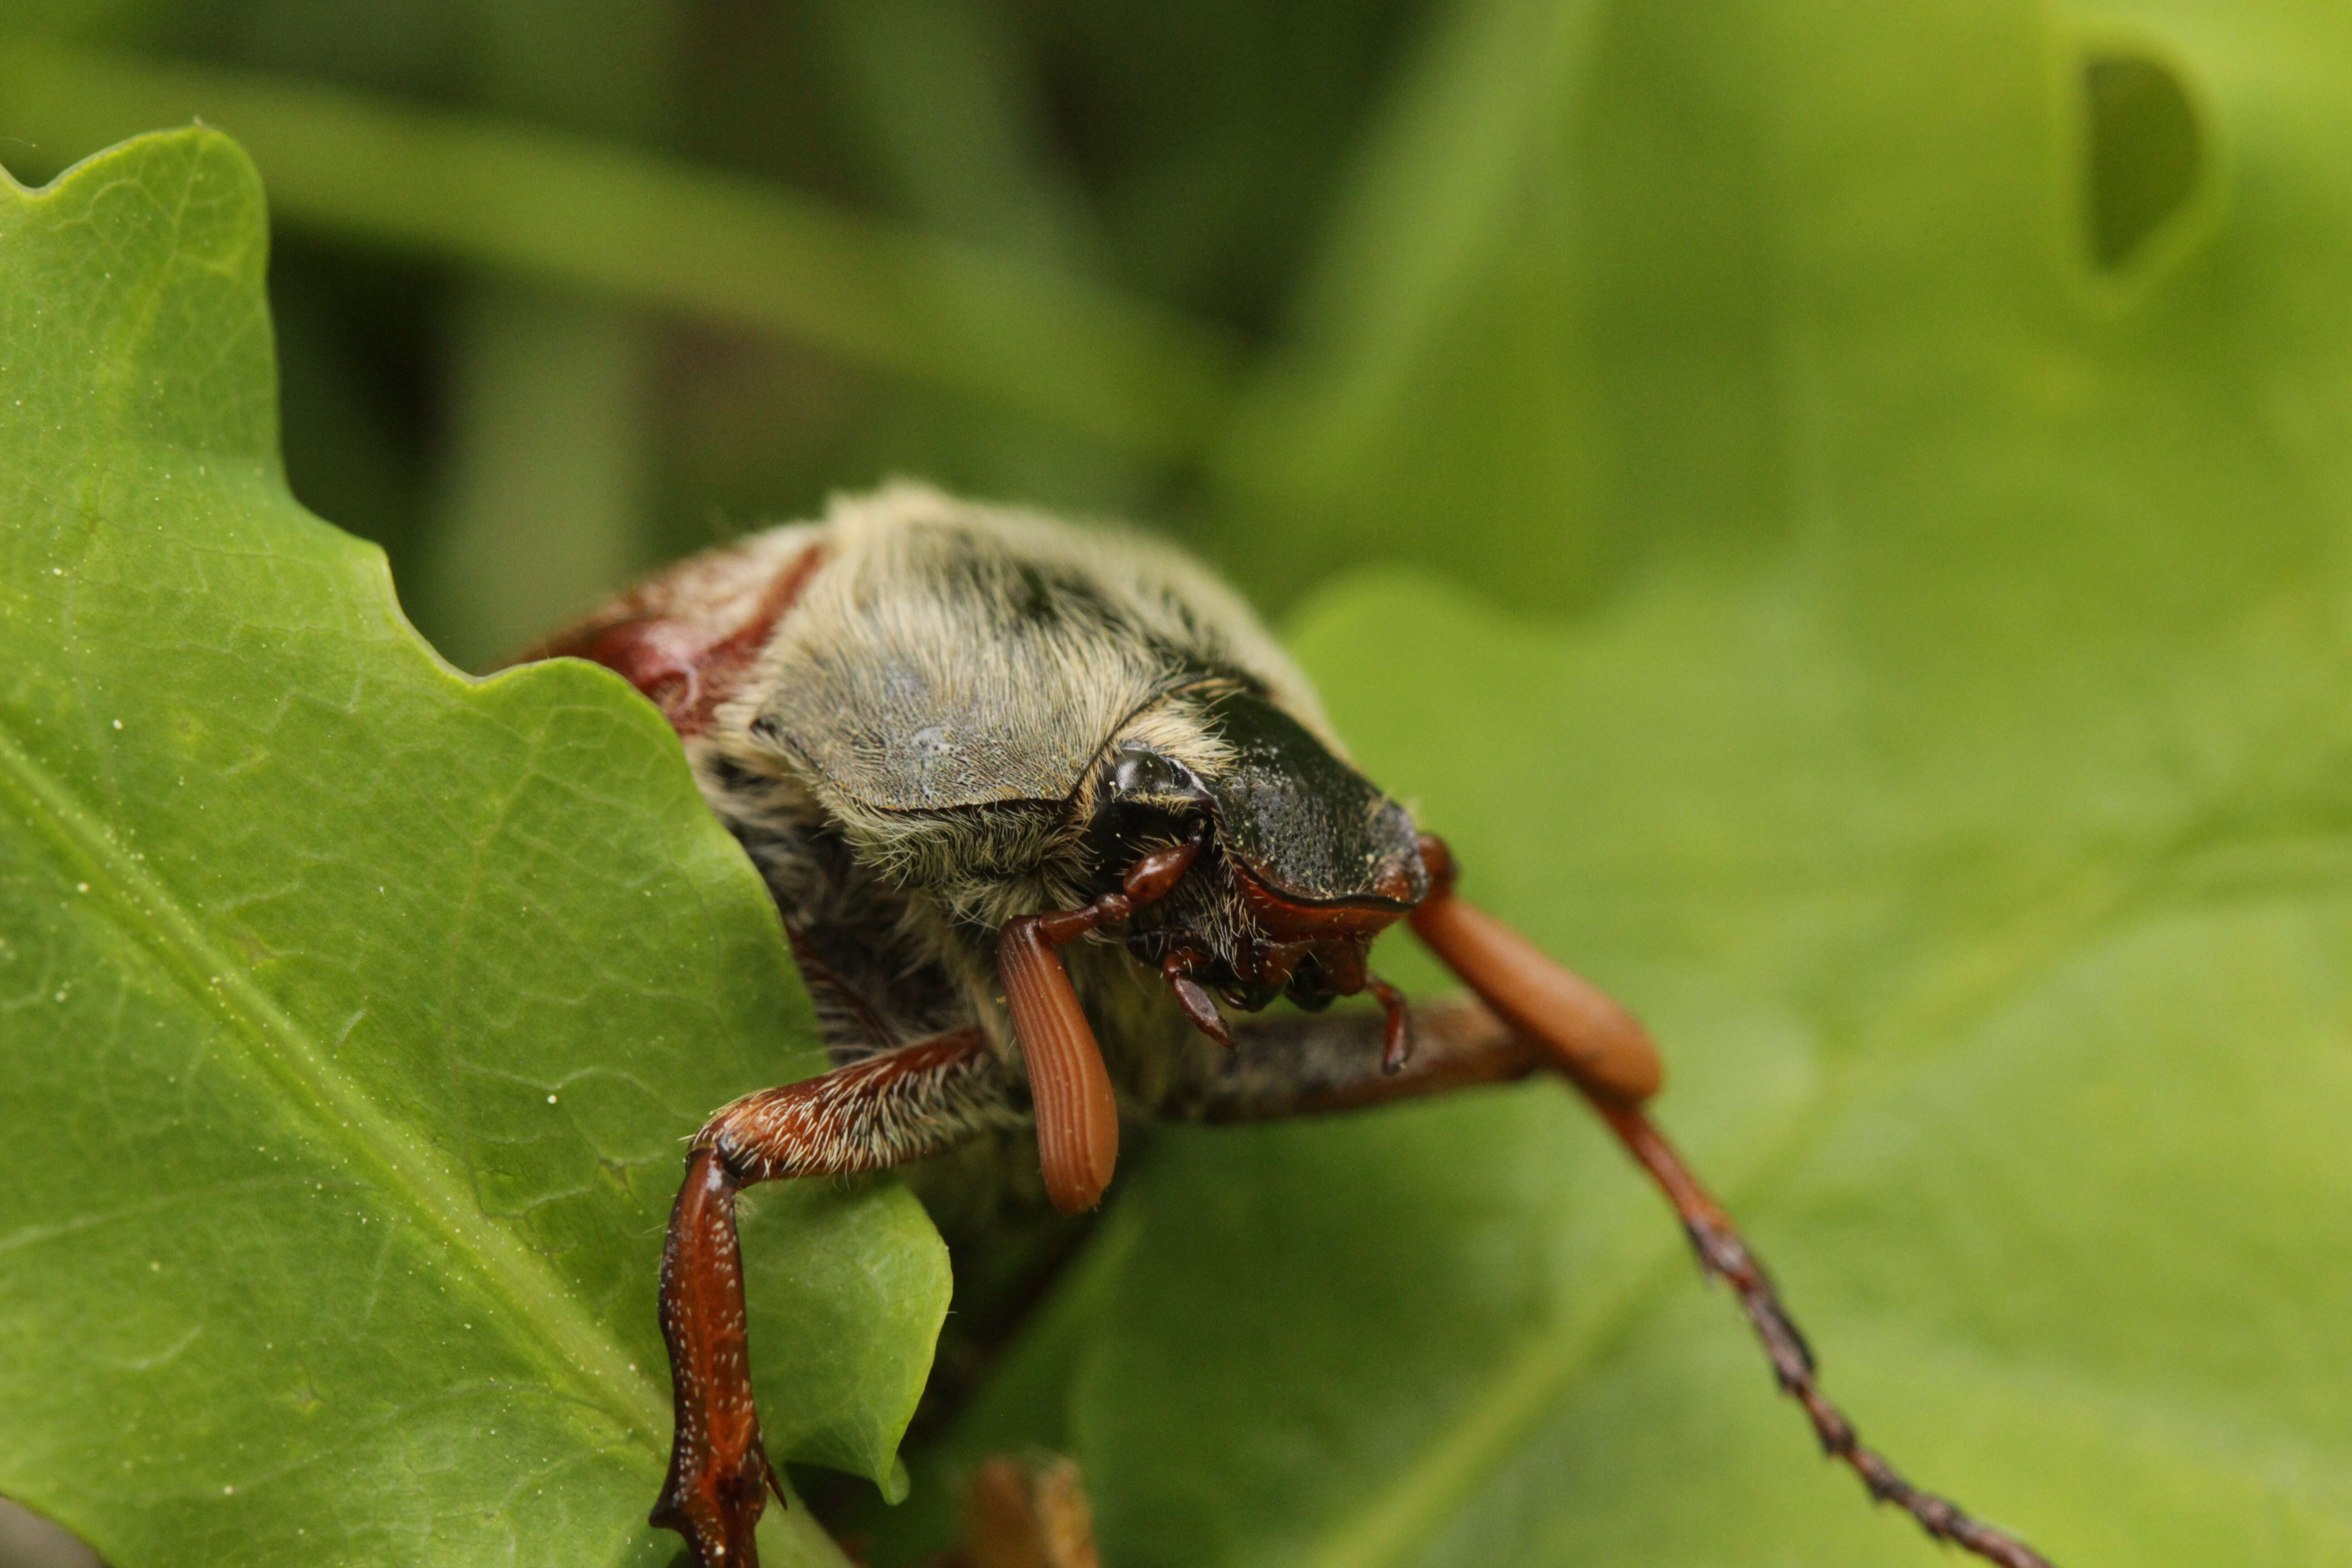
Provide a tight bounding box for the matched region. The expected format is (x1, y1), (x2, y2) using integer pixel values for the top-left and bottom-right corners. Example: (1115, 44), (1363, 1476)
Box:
(710, 482), (1324, 900)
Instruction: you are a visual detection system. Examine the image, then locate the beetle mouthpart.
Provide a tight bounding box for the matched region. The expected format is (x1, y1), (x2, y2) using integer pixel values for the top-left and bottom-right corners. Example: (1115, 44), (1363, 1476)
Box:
(999, 919), (1119, 1214)
(1162, 954), (1233, 1048)
(1369, 975), (1414, 1073)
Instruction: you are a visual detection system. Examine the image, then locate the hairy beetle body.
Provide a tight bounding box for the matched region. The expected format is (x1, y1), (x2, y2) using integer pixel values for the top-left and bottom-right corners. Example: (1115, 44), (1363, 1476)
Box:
(524, 485), (2055, 1568)
(532, 482), (1420, 1118)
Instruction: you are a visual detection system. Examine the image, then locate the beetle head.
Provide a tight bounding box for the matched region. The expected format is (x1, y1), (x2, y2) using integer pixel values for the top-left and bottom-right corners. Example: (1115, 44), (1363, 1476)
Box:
(1085, 687), (1427, 1016)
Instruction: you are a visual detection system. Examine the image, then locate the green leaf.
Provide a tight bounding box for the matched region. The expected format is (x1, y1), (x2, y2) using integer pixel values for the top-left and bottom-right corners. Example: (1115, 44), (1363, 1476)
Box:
(883, 2), (2352, 1564)
(0, 130), (947, 1567)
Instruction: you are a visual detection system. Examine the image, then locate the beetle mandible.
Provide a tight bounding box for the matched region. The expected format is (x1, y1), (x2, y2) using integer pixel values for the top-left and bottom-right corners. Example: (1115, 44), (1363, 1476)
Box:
(519, 483), (2055, 1568)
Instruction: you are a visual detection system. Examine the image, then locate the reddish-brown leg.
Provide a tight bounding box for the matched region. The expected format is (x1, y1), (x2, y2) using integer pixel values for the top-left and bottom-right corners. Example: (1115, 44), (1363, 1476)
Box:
(653, 1031), (1018, 1568)
(1366, 975), (1415, 1072)
(654, 1146), (770, 1566)
(1167, 997), (1537, 1122)
(1409, 834), (2056, 1568)
(1408, 836), (1661, 1102)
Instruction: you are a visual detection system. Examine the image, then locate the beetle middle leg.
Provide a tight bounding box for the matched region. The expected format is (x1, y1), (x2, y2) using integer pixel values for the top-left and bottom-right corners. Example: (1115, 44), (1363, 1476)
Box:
(653, 1029), (1019, 1568)
(1168, 997), (1538, 1122)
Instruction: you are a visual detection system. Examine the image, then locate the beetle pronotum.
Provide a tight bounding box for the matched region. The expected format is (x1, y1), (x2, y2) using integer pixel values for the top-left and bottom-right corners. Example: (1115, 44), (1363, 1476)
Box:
(521, 484), (2055, 1568)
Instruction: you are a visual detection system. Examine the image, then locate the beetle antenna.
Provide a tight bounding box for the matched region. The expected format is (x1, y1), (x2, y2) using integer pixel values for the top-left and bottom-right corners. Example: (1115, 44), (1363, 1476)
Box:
(1001, 832), (1212, 1211)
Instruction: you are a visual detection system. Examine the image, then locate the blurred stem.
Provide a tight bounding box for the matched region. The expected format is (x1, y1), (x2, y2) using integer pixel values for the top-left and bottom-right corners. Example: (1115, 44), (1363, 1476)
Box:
(419, 0), (674, 667)
(422, 284), (653, 668)
(811, 0), (1100, 269)
(0, 36), (1238, 458)
(808, 0), (1155, 508)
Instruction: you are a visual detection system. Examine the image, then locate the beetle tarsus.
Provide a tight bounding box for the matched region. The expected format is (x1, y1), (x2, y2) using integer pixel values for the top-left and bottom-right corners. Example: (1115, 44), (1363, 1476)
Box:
(1670, 1195), (2049, 1567)
(1605, 1101), (2055, 1568)
(1416, 838), (2056, 1568)
(652, 1035), (1016, 1567)
(652, 1146), (777, 1568)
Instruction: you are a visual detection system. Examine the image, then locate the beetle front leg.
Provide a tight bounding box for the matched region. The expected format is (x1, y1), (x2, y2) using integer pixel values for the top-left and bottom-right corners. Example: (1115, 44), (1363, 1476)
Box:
(655, 1145), (768, 1566)
(1407, 835), (1662, 1102)
(1407, 834), (2055, 1568)
(652, 1029), (1018, 1568)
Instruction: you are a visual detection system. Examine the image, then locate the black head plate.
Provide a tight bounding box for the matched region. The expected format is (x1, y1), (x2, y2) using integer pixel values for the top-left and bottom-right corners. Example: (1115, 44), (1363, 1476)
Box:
(1194, 689), (1426, 912)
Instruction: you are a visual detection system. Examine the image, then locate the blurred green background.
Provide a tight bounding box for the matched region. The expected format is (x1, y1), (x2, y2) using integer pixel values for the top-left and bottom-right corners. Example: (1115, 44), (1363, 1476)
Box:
(0, 0), (2212, 668)
(0, 0), (2220, 668)
(3, 0), (1444, 670)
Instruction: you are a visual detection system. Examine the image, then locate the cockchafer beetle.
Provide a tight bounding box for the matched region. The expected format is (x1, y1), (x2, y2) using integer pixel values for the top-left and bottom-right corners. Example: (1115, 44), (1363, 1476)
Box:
(517, 483), (2055, 1568)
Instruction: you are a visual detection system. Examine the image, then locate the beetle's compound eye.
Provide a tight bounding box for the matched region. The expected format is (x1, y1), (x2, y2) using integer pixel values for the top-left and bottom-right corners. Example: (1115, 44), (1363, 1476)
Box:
(1088, 742), (1211, 876)
(1107, 743), (1195, 802)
